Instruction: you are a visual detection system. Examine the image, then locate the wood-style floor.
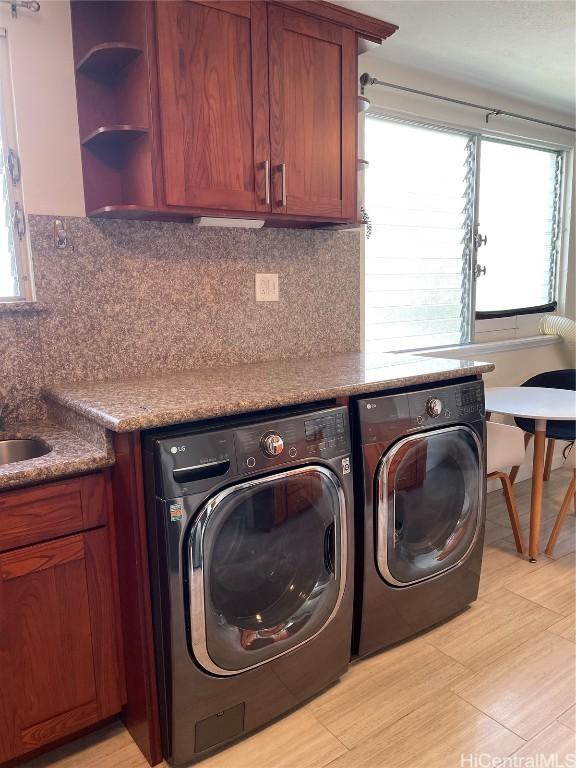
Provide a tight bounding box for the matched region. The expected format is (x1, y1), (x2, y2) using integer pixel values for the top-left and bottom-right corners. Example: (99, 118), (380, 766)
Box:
(21, 470), (576, 768)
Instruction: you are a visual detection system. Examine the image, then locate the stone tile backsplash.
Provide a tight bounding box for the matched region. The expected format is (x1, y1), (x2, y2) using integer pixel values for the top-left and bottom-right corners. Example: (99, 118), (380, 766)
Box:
(0, 216), (361, 423)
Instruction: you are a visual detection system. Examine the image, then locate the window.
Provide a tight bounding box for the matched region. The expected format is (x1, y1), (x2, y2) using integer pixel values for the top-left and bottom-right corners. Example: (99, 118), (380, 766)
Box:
(364, 118), (474, 351)
(0, 27), (29, 301)
(475, 140), (561, 316)
(363, 114), (565, 353)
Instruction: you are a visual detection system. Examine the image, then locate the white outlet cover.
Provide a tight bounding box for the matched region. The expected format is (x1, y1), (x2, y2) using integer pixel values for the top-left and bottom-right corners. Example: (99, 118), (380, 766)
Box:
(255, 273), (279, 302)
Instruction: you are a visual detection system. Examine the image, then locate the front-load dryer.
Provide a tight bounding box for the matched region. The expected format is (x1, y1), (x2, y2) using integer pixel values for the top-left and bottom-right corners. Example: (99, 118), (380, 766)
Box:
(142, 405), (354, 765)
(353, 379), (486, 658)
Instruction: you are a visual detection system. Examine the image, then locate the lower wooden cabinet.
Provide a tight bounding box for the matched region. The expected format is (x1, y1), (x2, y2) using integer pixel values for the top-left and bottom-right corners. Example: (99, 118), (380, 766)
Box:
(0, 475), (124, 764)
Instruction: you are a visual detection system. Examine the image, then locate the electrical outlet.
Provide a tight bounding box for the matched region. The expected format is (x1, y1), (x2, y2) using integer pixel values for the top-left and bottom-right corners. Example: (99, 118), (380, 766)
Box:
(255, 273), (279, 302)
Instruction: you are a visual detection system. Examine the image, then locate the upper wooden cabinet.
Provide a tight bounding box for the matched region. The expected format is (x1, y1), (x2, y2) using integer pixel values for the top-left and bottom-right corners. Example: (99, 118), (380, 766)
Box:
(156, 1), (271, 212)
(268, 4), (356, 219)
(71, 0), (397, 226)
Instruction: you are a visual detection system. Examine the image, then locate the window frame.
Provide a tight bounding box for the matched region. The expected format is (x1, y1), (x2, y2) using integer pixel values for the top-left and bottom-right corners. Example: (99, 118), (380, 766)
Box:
(360, 106), (572, 353)
(0, 25), (33, 303)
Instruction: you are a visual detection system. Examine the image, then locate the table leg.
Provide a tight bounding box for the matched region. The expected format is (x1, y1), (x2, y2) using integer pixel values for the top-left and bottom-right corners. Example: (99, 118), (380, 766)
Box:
(528, 422), (547, 562)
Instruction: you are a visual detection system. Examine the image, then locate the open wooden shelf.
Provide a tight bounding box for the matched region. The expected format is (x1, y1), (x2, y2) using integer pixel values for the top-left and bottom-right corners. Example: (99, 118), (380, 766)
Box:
(76, 43), (143, 78)
(81, 125), (149, 152)
(72, 2), (155, 214)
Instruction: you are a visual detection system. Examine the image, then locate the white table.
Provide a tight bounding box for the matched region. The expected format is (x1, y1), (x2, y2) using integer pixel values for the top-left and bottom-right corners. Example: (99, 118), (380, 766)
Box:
(485, 387), (576, 561)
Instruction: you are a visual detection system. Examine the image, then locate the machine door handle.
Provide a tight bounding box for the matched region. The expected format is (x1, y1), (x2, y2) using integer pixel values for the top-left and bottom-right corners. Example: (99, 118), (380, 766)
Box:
(324, 523), (335, 574)
(173, 459), (230, 484)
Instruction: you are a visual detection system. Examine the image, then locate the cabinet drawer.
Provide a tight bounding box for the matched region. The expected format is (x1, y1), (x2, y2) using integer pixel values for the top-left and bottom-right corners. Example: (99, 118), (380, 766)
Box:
(0, 474), (108, 552)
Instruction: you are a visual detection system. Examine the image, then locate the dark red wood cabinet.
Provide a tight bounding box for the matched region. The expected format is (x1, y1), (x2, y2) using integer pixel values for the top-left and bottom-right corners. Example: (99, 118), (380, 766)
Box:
(0, 473), (124, 765)
(71, 0), (397, 226)
(268, 4), (356, 219)
(156, 1), (271, 213)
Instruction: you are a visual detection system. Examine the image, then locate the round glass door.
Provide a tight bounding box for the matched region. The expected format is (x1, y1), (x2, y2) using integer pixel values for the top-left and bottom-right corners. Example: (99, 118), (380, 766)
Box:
(188, 465), (346, 675)
(376, 426), (483, 586)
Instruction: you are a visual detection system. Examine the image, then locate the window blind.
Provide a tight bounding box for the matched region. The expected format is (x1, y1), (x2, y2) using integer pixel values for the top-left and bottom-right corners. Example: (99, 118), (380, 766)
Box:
(364, 116), (474, 353)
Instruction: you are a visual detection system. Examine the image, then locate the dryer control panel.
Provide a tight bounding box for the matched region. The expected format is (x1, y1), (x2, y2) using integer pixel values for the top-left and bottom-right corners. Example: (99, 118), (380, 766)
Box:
(409, 380), (484, 427)
(358, 380), (485, 445)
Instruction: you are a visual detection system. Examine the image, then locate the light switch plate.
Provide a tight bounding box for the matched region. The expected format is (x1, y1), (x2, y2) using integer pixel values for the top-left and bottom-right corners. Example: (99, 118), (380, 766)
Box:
(255, 273), (279, 302)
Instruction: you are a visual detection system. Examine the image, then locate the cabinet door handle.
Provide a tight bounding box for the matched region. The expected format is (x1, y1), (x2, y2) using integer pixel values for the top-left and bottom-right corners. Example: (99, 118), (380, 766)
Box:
(264, 159), (270, 206)
(279, 163), (287, 207)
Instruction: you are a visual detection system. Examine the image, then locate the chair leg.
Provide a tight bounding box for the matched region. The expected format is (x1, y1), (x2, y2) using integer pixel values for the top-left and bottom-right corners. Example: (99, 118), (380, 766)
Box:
(545, 470), (576, 556)
(543, 438), (555, 481)
(489, 471), (525, 554)
(510, 433), (533, 485)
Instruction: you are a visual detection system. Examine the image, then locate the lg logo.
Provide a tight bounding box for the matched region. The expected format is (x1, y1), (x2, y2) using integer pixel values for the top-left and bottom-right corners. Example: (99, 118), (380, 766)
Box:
(170, 445), (186, 454)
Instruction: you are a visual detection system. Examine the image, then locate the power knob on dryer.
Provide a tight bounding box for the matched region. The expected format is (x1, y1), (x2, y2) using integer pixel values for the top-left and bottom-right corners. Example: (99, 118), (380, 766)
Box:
(261, 432), (284, 457)
(426, 397), (443, 418)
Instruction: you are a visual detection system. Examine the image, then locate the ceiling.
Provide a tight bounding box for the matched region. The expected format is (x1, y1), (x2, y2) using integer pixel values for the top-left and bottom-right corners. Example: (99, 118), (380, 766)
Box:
(334, 1), (576, 116)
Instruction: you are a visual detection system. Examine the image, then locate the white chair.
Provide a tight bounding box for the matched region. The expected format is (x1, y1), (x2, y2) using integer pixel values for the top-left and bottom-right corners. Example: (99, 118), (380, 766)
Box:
(486, 421), (527, 554)
(545, 444), (576, 556)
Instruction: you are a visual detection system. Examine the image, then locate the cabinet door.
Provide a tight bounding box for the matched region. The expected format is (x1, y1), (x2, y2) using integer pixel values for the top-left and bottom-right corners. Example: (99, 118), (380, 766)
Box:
(268, 5), (356, 220)
(156, 1), (270, 212)
(0, 530), (122, 763)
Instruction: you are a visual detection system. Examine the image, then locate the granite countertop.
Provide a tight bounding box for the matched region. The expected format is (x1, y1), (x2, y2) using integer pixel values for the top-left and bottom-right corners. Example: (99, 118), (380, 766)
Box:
(44, 352), (495, 433)
(0, 421), (113, 490)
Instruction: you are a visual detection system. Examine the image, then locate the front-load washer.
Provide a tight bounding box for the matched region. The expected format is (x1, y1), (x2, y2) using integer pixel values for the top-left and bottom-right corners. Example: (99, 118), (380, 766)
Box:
(142, 405), (354, 765)
(353, 379), (486, 658)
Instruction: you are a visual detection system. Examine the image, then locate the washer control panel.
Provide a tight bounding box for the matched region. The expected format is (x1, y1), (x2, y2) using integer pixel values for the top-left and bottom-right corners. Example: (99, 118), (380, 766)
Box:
(151, 405), (351, 497)
(235, 407), (350, 472)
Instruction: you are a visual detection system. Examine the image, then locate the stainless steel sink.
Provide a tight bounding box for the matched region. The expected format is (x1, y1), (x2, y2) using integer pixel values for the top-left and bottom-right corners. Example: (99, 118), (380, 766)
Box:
(0, 438), (51, 466)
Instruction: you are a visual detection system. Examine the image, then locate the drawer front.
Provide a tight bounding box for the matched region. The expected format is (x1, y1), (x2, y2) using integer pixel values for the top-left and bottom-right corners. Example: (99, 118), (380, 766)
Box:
(0, 474), (108, 552)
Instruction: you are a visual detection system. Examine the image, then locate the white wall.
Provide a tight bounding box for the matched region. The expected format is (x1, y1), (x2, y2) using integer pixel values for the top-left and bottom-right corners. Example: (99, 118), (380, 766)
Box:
(0, 0), (84, 217)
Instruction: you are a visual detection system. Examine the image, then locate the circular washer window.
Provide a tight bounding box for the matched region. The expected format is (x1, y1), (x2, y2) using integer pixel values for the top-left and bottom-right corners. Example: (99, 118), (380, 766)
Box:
(188, 465), (347, 675)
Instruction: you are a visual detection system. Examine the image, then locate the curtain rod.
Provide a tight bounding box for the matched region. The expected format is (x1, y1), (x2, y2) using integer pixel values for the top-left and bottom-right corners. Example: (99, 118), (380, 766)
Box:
(359, 73), (576, 134)
(0, 0), (40, 18)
